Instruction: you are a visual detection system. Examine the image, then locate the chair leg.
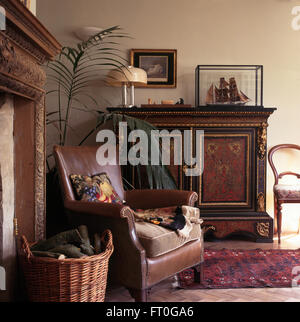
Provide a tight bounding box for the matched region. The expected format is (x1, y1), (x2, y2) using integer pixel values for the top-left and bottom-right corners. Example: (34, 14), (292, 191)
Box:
(277, 201), (283, 244)
(127, 287), (148, 302)
(193, 263), (204, 284)
(274, 195), (278, 233)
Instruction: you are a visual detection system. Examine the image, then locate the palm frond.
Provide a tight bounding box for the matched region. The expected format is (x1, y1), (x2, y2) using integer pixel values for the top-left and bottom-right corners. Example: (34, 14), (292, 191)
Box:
(95, 113), (178, 190)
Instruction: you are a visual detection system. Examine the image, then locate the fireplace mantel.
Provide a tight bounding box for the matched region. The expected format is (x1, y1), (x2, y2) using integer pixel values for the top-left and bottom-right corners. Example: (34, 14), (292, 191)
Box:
(0, 0), (61, 301)
(0, 0), (61, 241)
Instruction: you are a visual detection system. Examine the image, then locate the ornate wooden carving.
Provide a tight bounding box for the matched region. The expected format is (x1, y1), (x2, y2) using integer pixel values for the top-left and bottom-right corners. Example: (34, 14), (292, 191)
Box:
(0, 0), (61, 241)
(256, 222), (270, 238)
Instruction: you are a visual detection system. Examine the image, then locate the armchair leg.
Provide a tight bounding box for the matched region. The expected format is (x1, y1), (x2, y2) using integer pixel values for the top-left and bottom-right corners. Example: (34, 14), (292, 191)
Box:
(127, 287), (148, 302)
(193, 263), (204, 284)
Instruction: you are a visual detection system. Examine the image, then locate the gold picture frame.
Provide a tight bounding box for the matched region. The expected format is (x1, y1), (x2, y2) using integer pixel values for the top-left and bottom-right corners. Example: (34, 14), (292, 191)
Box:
(130, 49), (177, 88)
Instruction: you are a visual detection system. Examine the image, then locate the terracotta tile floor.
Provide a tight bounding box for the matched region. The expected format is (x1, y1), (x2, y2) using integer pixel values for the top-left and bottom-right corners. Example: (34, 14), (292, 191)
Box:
(105, 232), (300, 302)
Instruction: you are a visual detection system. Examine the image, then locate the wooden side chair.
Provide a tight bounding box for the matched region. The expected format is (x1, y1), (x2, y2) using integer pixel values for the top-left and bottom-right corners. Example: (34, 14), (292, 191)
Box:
(268, 144), (300, 243)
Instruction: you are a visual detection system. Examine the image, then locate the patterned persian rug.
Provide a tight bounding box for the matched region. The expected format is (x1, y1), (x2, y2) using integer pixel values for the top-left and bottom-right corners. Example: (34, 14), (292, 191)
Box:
(176, 248), (300, 289)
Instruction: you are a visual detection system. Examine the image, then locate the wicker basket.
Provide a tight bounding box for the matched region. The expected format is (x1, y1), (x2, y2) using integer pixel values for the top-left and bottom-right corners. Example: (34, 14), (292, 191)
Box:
(20, 229), (113, 302)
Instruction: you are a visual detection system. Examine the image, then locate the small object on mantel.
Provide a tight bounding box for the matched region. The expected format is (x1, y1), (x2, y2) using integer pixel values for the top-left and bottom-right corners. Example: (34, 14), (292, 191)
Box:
(161, 100), (174, 105)
(141, 97), (191, 108)
(176, 98), (185, 105)
(141, 104), (192, 108)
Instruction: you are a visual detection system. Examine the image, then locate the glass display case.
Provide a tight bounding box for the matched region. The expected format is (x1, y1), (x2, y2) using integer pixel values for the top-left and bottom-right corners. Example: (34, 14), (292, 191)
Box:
(195, 65), (263, 107)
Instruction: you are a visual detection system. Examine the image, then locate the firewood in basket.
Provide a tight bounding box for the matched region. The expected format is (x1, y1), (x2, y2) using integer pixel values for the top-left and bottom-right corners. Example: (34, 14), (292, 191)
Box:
(49, 244), (87, 258)
(30, 229), (83, 252)
(80, 244), (95, 256)
(78, 225), (95, 256)
(94, 233), (101, 254)
(32, 251), (66, 260)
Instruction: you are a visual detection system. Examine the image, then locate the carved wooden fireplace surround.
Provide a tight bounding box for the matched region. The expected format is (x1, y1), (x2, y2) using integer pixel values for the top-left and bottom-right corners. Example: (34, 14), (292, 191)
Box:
(0, 0), (60, 300)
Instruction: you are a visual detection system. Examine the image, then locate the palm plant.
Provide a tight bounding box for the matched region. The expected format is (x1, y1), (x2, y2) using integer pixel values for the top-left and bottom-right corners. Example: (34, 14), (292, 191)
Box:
(45, 25), (177, 190)
(92, 112), (177, 190)
(46, 26), (128, 159)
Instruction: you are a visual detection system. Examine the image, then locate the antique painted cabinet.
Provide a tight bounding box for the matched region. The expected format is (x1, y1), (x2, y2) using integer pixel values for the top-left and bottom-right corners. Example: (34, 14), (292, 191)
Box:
(108, 106), (276, 242)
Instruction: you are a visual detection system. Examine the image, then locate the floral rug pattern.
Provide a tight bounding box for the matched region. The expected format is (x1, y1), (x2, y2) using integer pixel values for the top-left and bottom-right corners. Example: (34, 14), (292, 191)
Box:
(176, 248), (300, 289)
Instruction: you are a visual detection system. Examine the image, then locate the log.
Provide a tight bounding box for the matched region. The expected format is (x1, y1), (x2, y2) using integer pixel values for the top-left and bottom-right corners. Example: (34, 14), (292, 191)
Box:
(30, 229), (83, 252)
(32, 251), (66, 260)
(80, 244), (94, 256)
(94, 233), (101, 254)
(48, 244), (87, 258)
(78, 225), (94, 256)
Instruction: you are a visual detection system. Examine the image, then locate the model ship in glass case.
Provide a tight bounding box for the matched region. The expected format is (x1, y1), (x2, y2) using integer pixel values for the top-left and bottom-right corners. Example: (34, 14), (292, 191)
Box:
(206, 77), (250, 105)
(195, 65), (263, 107)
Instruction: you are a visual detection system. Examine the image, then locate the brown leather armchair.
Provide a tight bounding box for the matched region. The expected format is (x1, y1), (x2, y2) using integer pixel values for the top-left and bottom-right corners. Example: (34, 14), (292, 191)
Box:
(53, 145), (204, 302)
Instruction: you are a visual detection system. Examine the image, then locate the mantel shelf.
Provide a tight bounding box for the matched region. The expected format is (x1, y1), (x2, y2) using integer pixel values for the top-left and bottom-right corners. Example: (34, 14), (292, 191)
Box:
(108, 106), (276, 115)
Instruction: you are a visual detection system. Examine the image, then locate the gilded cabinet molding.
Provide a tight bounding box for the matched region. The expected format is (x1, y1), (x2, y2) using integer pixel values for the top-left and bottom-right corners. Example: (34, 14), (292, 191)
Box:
(257, 122), (268, 160)
(256, 222), (270, 237)
(257, 192), (265, 212)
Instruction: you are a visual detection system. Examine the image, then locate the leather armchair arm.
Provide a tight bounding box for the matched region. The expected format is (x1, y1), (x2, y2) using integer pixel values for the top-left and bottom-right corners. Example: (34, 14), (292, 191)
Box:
(63, 199), (147, 290)
(125, 189), (198, 209)
(64, 199), (131, 218)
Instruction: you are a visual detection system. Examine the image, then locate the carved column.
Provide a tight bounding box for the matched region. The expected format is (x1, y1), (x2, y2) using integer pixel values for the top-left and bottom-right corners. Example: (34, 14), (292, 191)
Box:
(34, 95), (46, 240)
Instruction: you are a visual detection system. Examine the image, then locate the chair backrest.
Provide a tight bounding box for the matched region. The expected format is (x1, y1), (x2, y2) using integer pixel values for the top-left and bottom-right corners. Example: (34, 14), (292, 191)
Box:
(268, 144), (300, 185)
(53, 145), (125, 202)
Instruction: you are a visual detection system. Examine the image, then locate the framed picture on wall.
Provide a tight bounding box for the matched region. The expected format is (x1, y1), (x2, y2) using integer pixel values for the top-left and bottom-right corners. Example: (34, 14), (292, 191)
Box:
(130, 49), (177, 88)
(19, 0), (31, 9)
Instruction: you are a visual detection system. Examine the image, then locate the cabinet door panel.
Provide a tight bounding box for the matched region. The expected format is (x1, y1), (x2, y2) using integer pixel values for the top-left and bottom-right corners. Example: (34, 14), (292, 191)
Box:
(197, 129), (255, 212)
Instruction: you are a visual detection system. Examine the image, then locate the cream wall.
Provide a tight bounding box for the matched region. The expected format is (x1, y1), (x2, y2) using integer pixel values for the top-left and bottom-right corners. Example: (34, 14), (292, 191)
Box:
(37, 0), (300, 234)
(30, 0), (36, 15)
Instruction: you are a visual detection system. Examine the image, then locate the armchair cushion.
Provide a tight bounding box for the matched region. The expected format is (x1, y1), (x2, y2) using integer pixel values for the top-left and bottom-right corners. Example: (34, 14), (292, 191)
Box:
(135, 220), (201, 258)
(134, 206), (202, 257)
(70, 173), (123, 204)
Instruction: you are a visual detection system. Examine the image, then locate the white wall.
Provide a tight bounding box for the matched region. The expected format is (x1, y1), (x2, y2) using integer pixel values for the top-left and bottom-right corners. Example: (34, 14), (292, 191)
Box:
(37, 0), (300, 233)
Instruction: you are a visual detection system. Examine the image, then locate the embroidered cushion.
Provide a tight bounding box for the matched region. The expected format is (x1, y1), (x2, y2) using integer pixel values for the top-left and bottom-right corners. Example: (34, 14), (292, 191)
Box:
(134, 206), (202, 257)
(70, 173), (123, 204)
(274, 184), (300, 199)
